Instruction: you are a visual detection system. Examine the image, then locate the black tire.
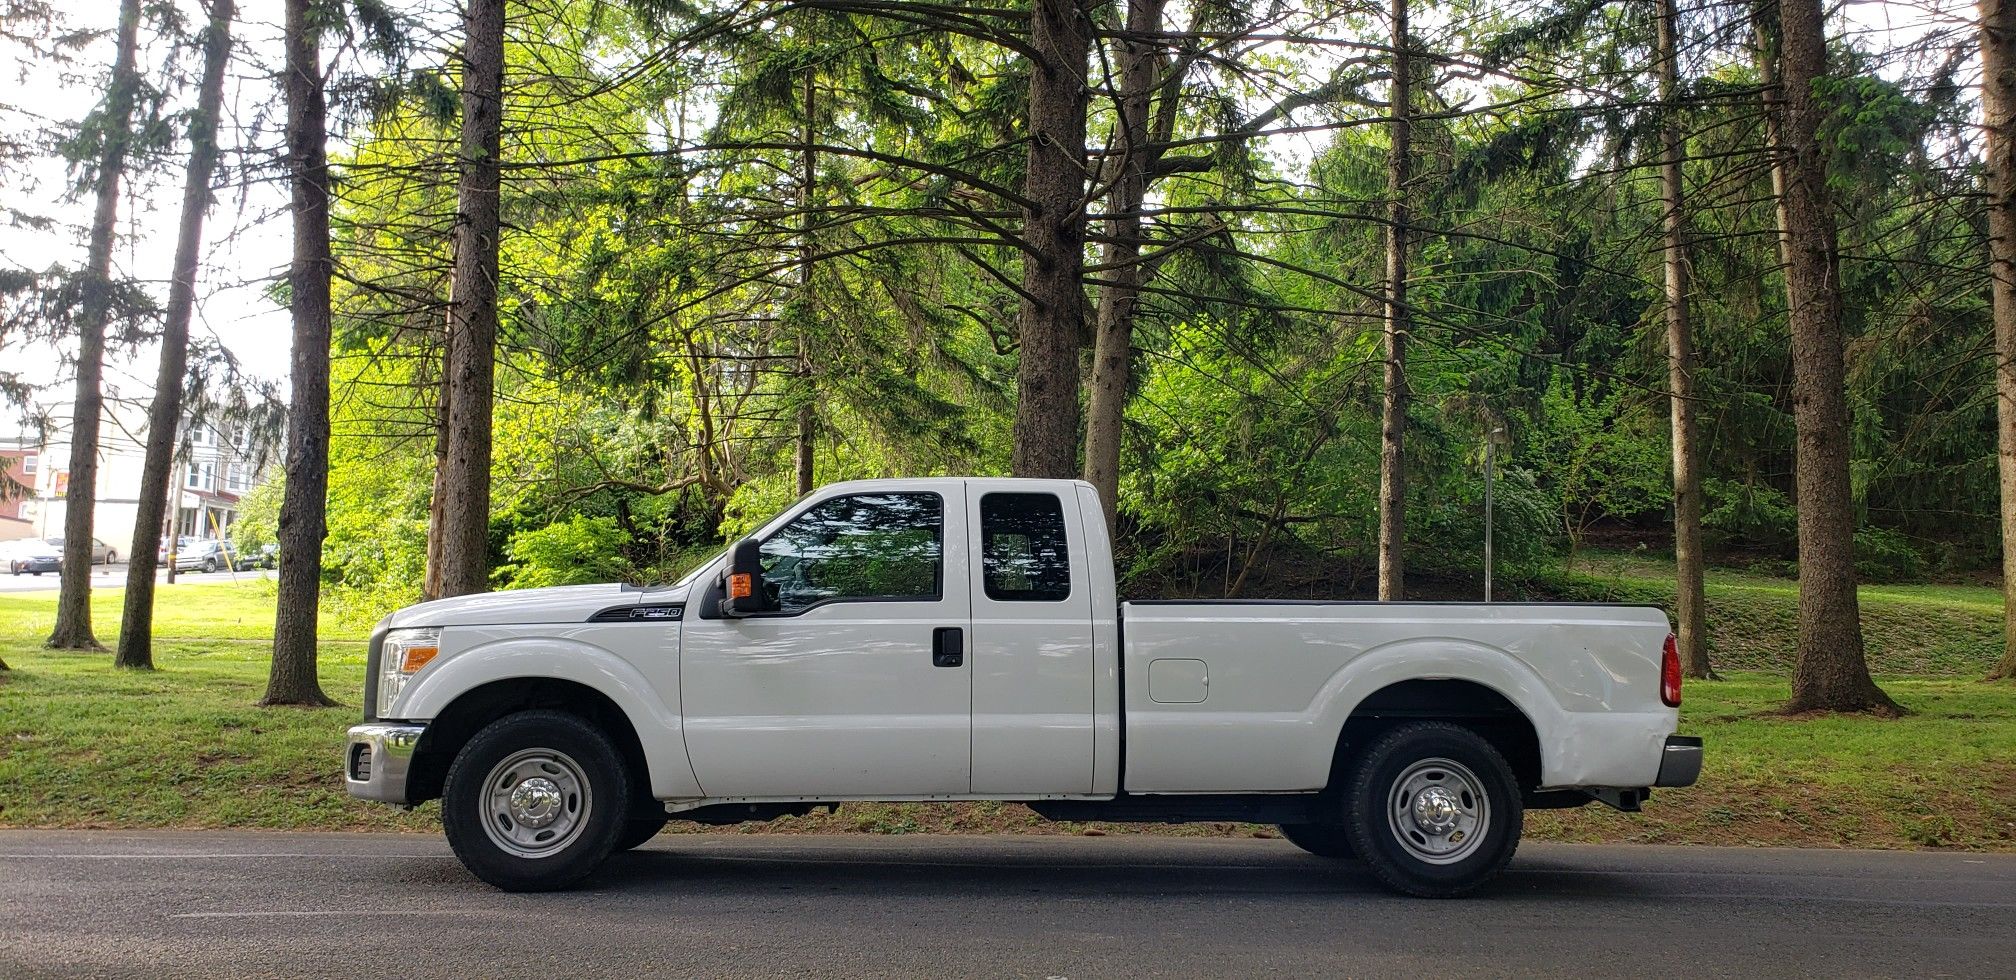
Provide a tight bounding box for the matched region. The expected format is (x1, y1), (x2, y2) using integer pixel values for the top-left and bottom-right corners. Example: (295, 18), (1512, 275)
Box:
(441, 710), (632, 892)
(1342, 722), (1522, 898)
(1278, 822), (1354, 859)
(201, 558), (218, 573)
(103, 551), (115, 565)
(614, 815), (669, 852)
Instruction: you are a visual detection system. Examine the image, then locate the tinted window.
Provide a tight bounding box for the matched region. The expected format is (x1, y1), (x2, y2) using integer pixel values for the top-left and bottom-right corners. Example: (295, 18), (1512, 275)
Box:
(759, 492), (942, 612)
(980, 492), (1071, 602)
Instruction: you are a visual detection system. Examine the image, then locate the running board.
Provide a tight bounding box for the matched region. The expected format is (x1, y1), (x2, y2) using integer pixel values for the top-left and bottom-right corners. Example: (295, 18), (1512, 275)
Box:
(1029, 794), (1323, 825)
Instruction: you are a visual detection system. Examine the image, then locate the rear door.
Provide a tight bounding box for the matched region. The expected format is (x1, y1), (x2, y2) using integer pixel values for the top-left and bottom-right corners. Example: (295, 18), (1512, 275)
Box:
(679, 482), (973, 797)
(965, 480), (1097, 794)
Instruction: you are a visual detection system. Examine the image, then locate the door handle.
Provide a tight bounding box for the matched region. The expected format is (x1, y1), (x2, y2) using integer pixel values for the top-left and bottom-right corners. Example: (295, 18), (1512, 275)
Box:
(932, 627), (964, 668)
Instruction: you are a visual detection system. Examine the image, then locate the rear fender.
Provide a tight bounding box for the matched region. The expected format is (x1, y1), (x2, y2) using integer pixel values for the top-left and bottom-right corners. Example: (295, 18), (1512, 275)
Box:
(1309, 638), (1572, 785)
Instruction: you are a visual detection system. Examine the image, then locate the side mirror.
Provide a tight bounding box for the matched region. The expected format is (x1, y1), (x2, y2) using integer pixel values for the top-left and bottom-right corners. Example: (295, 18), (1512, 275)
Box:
(718, 538), (772, 617)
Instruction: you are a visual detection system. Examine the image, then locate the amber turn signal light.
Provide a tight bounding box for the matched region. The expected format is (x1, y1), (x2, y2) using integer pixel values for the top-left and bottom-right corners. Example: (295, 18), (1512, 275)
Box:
(398, 645), (439, 673)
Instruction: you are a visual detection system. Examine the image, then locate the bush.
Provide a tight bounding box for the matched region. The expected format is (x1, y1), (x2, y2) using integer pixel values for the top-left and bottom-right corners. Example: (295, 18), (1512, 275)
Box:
(497, 515), (636, 589)
(1854, 526), (1927, 583)
(231, 476), (283, 553)
(1414, 466), (1559, 580)
(1702, 478), (1798, 553)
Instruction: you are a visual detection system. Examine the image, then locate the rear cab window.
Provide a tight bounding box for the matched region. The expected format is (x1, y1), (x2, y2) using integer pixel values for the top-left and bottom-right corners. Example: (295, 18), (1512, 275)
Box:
(980, 492), (1071, 602)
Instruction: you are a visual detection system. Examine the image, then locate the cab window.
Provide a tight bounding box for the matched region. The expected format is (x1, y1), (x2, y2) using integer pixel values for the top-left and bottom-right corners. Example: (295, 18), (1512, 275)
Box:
(980, 492), (1071, 602)
(759, 492), (943, 612)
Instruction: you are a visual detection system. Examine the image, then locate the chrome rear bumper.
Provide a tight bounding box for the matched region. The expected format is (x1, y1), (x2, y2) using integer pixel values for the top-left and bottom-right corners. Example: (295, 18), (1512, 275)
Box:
(1654, 735), (1704, 787)
(345, 723), (426, 804)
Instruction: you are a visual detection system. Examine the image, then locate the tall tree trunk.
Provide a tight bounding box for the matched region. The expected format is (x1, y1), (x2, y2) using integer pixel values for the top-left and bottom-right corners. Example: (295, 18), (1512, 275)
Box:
(437, 0), (505, 598)
(1377, 0), (1412, 602)
(117, 0), (234, 671)
(264, 0), (336, 707)
(47, 0), (143, 651)
(795, 66), (816, 497)
(1082, 0), (1165, 535)
(1770, 0), (1900, 714)
(1984, 0), (2016, 681)
(1011, 0), (1091, 479)
(1752, 6), (1793, 267)
(1656, 0), (1712, 679)
(423, 346), (450, 602)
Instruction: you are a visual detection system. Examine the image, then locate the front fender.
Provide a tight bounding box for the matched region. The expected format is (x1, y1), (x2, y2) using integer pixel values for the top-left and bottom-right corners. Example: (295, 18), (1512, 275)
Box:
(397, 633), (702, 800)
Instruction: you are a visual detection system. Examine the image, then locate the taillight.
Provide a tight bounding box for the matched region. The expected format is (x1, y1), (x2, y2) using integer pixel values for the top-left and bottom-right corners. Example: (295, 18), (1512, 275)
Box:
(1660, 633), (1683, 707)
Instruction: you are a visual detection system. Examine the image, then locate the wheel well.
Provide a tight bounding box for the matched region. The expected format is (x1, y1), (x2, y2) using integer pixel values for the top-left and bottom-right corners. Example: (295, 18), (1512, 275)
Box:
(406, 678), (654, 811)
(1329, 679), (1543, 791)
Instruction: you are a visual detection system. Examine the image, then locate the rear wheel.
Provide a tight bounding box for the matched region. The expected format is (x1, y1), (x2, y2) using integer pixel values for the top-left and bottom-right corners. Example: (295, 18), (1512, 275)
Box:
(441, 710), (631, 892)
(1342, 722), (1522, 898)
(201, 557), (218, 573)
(1277, 822), (1354, 859)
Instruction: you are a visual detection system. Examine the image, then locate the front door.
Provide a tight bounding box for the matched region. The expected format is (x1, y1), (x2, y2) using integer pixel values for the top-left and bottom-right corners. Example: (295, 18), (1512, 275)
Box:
(679, 483), (972, 798)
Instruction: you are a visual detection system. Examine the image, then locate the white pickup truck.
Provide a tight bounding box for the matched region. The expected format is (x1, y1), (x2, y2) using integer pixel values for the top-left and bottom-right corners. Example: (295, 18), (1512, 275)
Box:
(346, 477), (1700, 897)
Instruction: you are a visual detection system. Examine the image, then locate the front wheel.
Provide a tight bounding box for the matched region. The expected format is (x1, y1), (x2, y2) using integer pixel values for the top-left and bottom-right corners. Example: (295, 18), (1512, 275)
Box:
(201, 558), (217, 573)
(103, 551), (116, 565)
(1342, 722), (1523, 898)
(441, 710), (632, 892)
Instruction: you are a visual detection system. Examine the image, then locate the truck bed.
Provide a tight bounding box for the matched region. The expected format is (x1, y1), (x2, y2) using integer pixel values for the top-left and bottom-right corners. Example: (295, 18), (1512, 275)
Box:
(1117, 600), (1676, 794)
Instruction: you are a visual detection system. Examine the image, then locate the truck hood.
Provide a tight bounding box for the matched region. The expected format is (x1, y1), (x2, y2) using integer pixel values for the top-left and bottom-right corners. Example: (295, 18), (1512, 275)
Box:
(384, 581), (693, 629)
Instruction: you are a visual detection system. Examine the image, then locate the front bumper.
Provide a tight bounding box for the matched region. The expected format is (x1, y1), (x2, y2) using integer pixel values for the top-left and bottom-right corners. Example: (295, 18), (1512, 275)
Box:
(1654, 735), (1704, 787)
(345, 723), (426, 804)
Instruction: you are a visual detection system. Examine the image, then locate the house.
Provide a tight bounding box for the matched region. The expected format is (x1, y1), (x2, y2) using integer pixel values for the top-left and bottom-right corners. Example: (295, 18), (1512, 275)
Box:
(9, 400), (275, 554)
(0, 437), (37, 542)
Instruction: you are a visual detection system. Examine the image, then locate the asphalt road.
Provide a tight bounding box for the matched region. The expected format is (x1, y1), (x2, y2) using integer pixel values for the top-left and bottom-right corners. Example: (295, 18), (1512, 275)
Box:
(1, 831), (2010, 979)
(0, 562), (255, 593)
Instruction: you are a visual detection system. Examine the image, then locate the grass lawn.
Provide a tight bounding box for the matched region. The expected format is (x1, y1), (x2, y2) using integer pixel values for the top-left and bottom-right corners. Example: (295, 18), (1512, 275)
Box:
(1, 579), (2012, 849)
(1552, 552), (2005, 675)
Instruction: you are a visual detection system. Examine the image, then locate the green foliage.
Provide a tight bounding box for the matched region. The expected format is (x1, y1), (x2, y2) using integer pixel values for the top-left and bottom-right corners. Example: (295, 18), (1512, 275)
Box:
(498, 515), (636, 590)
(1702, 478), (1798, 554)
(229, 475), (283, 553)
(1854, 527), (1929, 584)
(1532, 376), (1672, 550)
(284, 0), (1999, 608)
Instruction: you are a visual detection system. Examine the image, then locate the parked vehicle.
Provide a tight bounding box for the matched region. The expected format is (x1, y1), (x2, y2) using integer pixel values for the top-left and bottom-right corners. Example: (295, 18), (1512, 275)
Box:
(160, 538), (233, 573)
(346, 478), (1701, 898)
(40, 536), (115, 565)
(234, 543), (278, 571)
(7, 538), (63, 575)
(156, 536), (197, 565)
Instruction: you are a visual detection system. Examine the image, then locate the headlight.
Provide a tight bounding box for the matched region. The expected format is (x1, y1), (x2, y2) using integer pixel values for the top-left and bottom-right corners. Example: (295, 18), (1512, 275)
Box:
(377, 627), (442, 718)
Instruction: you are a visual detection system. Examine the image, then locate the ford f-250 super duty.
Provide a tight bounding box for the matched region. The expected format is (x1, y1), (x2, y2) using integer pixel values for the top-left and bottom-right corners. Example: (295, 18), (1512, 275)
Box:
(346, 477), (1701, 897)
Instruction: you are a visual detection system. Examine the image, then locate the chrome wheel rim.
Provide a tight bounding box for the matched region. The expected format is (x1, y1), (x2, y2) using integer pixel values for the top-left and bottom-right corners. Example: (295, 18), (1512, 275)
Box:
(481, 748), (592, 859)
(1387, 757), (1490, 865)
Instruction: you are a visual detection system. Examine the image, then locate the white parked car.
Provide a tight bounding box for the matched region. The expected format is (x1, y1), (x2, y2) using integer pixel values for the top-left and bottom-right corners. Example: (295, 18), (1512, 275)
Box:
(7, 538), (64, 575)
(347, 478), (1700, 897)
